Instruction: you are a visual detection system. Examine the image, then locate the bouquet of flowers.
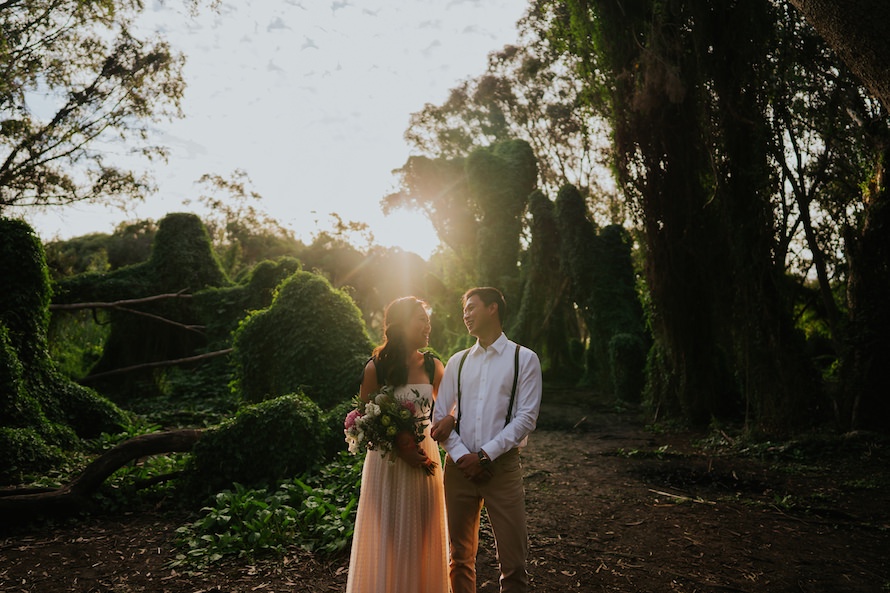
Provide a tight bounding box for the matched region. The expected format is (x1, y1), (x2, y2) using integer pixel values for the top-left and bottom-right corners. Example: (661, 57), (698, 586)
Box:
(344, 385), (436, 475)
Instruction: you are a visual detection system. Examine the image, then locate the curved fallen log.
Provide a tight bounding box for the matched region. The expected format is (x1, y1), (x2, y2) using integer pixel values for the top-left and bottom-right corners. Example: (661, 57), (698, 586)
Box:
(0, 429), (202, 521)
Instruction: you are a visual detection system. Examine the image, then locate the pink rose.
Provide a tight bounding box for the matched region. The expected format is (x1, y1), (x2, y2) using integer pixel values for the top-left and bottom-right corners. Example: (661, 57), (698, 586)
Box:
(344, 409), (362, 430)
(401, 401), (416, 414)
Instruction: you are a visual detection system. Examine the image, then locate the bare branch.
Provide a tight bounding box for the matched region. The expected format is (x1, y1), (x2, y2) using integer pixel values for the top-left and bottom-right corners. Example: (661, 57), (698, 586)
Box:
(49, 291), (193, 310)
(79, 348), (234, 383)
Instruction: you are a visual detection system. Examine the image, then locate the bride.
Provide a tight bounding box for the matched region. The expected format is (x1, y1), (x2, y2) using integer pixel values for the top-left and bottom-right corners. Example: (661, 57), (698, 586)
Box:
(345, 296), (453, 593)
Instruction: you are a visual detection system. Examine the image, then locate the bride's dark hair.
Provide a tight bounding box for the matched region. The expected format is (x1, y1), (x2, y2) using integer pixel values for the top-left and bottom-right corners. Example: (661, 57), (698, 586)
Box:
(372, 296), (428, 387)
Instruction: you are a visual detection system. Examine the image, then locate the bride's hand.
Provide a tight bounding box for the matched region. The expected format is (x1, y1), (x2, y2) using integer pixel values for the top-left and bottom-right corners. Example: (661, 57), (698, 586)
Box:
(395, 432), (429, 467)
(430, 415), (455, 442)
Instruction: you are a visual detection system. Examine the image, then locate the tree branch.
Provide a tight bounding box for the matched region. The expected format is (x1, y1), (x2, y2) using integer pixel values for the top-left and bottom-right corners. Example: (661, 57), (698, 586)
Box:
(50, 291), (193, 310)
(79, 348), (233, 383)
(0, 429), (202, 520)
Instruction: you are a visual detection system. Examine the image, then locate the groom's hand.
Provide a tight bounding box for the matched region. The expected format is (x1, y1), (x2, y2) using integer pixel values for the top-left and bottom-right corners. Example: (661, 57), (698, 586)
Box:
(456, 453), (485, 481)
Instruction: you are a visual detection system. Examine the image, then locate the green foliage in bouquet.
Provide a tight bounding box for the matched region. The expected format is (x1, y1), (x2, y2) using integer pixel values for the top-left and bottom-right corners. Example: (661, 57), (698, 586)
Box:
(232, 270), (373, 408)
(181, 393), (327, 501)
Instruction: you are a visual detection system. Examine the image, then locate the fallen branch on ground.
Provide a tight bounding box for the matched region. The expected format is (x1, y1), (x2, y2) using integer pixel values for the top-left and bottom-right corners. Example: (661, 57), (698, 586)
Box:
(0, 429), (202, 520)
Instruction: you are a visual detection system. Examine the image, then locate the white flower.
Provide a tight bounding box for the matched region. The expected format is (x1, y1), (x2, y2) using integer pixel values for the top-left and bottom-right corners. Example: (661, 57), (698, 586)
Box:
(365, 403), (381, 417)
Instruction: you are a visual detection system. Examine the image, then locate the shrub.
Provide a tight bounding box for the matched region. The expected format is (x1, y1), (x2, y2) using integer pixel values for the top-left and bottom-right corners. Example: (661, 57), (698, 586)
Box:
(173, 451), (362, 566)
(232, 271), (373, 408)
(49, 372), (132, 438)
(182, 393), (327, 501)
(0, 427), (61, 483)
(321, 399), (354, 459)
(53, 213), (230, 401)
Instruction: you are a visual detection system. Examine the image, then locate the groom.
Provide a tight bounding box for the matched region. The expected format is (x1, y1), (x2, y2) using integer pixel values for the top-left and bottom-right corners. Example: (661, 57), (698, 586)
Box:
(431, 287), (543, 593)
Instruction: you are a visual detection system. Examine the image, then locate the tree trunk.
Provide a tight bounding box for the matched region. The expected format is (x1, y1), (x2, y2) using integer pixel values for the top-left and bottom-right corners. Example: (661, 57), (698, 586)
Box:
(0, 429), (202, 520)
(843, 148), (890, 431)
(788, 0), (890, 110)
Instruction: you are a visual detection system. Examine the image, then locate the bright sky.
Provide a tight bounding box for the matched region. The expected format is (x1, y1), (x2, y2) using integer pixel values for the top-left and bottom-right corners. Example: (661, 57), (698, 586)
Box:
(27, 0), (529, 259)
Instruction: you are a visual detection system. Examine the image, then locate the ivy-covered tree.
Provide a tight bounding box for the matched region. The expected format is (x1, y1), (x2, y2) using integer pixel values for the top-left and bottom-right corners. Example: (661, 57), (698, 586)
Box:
(553, 185), (600, 387)
(53, 212), (230, 400)
(467, 139), (538, 296)
(232, 270), (373, 409)
(0, 218), (128, 483)
(383, 154), (478, 273)
(405, 39), (612, 210)
(512, 190), (580, 379)
(539, 0), (826, 430)
(0, 0), (187, 211)
(386, 139), (537, 304)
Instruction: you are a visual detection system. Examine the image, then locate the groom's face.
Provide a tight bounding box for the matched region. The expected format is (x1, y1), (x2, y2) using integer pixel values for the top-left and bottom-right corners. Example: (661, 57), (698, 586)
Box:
(462, 295), (495, 337)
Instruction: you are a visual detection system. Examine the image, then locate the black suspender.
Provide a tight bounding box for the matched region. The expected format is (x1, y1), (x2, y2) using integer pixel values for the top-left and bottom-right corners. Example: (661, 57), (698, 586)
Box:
(455, 349), (470, 435)
(455, 343), (521, 435)
(506, 343), (520, 425)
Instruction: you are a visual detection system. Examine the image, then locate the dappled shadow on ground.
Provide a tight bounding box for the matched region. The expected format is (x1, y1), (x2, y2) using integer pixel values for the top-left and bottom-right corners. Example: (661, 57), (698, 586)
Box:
(2, 389), (889, 592)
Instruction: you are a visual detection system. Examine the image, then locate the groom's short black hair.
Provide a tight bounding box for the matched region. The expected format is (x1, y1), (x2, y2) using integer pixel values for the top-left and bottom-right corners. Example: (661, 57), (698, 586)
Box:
(462, 287), (506, 326)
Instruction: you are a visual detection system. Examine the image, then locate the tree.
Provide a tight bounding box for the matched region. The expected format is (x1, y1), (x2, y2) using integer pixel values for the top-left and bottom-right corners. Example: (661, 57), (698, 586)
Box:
(405, 40), (613, 210)
(383, 154), (477, 272)
(788, 0), (890, 111)
(540, 0), (819, 430)
(554, 184), (601, 388)
(189, 170), (303, 277)
(0, 0), (186, 211)
(386, 140), (537, 286)
(466, 139), (537, 295)
(1, 217), (128, 483)
(44, 219), (157, 279)
(512, 190), (579, 378)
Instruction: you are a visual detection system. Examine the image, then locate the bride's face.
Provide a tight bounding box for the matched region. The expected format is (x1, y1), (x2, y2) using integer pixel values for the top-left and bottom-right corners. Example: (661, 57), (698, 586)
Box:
(404, 307), (431, 350)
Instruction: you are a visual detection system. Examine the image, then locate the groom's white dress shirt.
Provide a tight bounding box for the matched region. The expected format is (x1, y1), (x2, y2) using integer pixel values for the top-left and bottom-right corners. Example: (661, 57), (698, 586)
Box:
(434, 333), (543, 462)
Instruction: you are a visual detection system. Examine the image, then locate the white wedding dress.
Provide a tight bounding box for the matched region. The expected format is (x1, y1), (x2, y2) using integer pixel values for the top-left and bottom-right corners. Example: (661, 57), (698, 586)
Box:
(345, 383), (449, 593)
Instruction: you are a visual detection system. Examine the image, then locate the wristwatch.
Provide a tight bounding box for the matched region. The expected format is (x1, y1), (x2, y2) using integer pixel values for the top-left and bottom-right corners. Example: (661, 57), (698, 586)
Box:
(477, 450), (491, 467)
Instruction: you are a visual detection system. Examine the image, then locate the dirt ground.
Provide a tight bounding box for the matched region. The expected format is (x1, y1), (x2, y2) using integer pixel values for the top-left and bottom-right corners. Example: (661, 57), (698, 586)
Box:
(2, 389), (889, 592)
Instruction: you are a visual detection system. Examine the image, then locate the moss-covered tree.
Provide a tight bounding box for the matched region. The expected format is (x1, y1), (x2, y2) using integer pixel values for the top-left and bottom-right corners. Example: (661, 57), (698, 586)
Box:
(53, 213), (230, 401)
(0, 218), (128, 483)
(232, 270), (373, 409)
(512, 190), (580, 380)
(554, 184), (602, 388)
(543, 0), (818, 429)
(554, 186), (647, 398)
(466, 139), (538, 298)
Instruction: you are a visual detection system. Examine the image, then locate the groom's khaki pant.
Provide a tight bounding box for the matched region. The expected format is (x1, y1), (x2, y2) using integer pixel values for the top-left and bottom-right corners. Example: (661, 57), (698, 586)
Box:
(444, 448), (528, 593)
